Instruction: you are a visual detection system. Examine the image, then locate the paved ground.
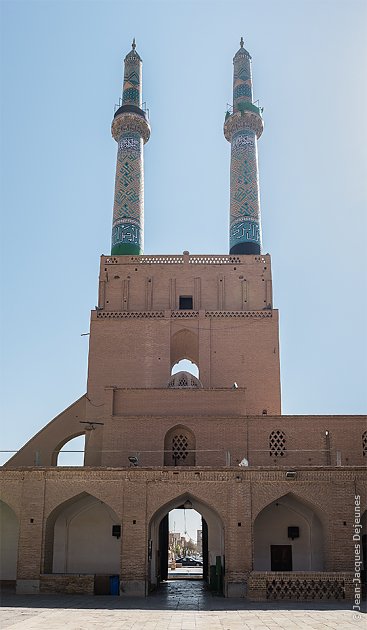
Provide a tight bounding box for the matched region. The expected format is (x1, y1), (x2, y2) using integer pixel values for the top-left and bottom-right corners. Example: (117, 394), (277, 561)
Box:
(0, 580), (365, 629)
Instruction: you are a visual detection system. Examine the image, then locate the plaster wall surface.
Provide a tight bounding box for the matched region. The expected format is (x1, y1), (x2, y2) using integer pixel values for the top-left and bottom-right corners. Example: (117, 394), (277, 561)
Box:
(253, 494), (324, 570)
(53, 495), (120, 574)
(0, 501), (19, 579)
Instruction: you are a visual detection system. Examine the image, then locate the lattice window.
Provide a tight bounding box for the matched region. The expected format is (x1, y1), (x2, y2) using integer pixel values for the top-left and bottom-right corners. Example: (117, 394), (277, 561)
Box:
(177, 375), (188, 387)
(164, 426), (196, 466)
(266, 578), (345, 600)
(269, 430), (286, 457)
(167, 371), (202, 389)
(172, 434), (189, 462)
(363, 431), (367, 457)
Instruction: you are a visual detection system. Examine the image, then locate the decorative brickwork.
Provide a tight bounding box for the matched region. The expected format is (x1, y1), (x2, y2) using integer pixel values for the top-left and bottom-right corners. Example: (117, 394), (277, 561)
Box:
(206, 310), (272, 318)
(248, 572), (354, 602)
(167, 372), (202, 388)
(269, 430), (286, 457)
(164, 427), (196, 466)
(171, 310), (199, 318)
(96, 311), (164, 319)
(266, 575), (345, 600)
(103, 254), (268, 266)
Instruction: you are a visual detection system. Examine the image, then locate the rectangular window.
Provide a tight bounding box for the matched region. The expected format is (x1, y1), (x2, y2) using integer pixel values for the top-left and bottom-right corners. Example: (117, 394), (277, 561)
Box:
(270, 545), (292, 571)
(179, 296), (193, 310)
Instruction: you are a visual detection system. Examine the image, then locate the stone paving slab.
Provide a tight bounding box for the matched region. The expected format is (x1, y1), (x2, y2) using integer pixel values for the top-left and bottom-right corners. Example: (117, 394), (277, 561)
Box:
(0, 581), (365, 630)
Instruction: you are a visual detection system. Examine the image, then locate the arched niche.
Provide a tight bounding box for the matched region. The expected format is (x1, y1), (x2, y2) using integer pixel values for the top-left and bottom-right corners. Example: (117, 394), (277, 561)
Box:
(253, 493), (324, 571)
(0, 500), (19, 580)
(148, 493), (224, 591)
(43, 493), (121, 575)
(170, 329), (199, 370)
(164, 425), (196, 466)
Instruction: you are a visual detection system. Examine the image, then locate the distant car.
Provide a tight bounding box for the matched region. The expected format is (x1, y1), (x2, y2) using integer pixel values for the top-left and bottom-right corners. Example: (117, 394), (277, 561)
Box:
(176, 557), (203, 567)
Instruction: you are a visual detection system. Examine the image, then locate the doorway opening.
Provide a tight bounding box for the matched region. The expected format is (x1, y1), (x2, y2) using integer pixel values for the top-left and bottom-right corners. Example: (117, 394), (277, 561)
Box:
(166, 506), (204, 581)
(149, 495), (224, 595)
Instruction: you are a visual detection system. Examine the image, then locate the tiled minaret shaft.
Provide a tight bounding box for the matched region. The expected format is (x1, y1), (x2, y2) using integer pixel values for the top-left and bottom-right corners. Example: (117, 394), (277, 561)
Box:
(111, 40), (150, 255)
(224, 39), (264, 255)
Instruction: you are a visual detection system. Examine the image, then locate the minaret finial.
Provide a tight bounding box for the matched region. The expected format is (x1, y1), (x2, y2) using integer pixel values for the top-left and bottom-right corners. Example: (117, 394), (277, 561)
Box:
(240, 36), (244, 48)
(132, 37), (136, 50)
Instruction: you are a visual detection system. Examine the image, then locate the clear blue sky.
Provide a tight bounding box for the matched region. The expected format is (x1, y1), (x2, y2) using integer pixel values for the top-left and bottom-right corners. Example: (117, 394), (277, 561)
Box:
(1, 0), (366, 467)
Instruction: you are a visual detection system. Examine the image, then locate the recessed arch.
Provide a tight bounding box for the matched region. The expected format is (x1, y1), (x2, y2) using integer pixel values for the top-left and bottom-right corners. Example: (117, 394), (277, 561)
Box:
(43, 492), (120, 574)
(164, 424), (196, 466)
(170, 329), (199, 369)
(253, 492), (324, 571)
(148, 492), (225, 592)
(0, 500), (19, 581)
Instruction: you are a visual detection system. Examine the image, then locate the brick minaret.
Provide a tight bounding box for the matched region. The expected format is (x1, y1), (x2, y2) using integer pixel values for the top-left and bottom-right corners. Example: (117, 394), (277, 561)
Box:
(111, 40), (151, 255)
(224, 38), (264, 255)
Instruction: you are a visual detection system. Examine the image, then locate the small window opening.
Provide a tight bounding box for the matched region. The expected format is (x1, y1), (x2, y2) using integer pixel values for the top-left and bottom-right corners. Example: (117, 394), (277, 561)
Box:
(363, 431), (367, 457)
(269, 430), (286, 457)
(171, 359), (199, 378)
(179, 296), (193, 310)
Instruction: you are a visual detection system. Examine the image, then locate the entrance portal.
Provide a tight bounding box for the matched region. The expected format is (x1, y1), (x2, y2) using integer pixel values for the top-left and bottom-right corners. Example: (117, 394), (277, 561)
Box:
(158, 507), (204, 582)
(149, 495), (224, 594)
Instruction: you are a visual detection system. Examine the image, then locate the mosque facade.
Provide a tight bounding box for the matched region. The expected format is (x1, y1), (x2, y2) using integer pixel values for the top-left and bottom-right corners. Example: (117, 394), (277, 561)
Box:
(1, 40), (366, 601)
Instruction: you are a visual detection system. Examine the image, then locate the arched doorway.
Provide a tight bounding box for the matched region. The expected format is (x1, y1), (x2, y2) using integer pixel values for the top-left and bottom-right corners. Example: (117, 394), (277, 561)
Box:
(148, 494), (224, 594)
(253, 493), (324, 571)
(0, 500), (19, 586)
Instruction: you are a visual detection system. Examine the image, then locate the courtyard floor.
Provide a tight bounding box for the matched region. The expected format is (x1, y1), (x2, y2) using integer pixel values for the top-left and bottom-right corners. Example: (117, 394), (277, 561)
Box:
(0, 580), (365, 629)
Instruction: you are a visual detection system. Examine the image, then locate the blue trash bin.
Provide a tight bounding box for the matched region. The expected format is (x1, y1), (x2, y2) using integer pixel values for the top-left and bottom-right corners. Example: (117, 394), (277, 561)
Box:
(109, 575), (119, 595)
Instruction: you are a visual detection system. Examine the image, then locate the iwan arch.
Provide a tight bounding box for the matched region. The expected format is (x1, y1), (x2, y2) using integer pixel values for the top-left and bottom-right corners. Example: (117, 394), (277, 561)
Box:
(1, 40), (366, 600)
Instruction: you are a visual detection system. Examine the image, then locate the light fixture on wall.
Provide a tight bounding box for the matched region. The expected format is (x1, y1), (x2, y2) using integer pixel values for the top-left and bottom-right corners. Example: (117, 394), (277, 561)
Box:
(285, 470), (297, 479)
(112, 525), (121, 539)
(128, 456), (139, 466)
(183, 500), (193, 509)
(288, 526), (300, 540)
(79, 421), (104, 431)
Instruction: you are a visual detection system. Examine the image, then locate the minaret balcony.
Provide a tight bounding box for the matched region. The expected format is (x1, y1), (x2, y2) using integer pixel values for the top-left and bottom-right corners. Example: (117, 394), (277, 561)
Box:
(224, 108), (264, 141)
(111, 109), (151, 143)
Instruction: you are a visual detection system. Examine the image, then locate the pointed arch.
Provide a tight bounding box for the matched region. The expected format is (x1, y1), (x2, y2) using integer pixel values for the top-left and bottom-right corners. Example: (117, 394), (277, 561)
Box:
(253, 492), (324, 571)
(170, 329), (199, 369)
(43, 492), (120, 574)
(164, 424), (196, 466)
(149, 491), (225, 529)
(148, 491), (225, 591)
